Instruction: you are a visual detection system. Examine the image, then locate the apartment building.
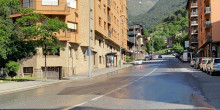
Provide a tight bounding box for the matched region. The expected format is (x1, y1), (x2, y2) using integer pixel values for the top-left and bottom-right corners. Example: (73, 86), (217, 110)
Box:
(10, 0), (128, 79)
(127, 24), (145, 60)
(187, 0), (220, 57)
(187, 0), (199, 55)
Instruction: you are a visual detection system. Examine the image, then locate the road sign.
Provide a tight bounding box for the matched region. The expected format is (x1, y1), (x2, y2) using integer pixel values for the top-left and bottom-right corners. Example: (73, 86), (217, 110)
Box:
(185, 41), (189, 48)
(84, 48), (93, 56)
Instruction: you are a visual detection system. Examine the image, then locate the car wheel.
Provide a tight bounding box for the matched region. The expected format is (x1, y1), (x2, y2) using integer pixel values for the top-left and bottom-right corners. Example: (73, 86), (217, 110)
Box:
(210, 70), (215, 76)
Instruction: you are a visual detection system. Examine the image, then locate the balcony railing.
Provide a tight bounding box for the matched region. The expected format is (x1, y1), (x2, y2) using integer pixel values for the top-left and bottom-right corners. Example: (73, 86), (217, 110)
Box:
(191, 12), (198, 16)
(108, 15), (111, 23)
(205, 7), (211, 14)
(108, 31), (111, 37)
(191, 3), (197, 7)
(205, 21), (212, 28)
(191, 30), (198, 34)
(191, 21), (198, 25)
(107, 0), (111, 6)
(191, 37), (198, 43)
(206, 32), (212, 41)
(10, 1), (70, 15)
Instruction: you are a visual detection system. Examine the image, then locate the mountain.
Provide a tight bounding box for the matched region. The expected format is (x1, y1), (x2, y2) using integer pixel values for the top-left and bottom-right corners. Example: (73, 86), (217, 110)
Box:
(127, 0), (159, 16)
(128, 0), (187, 29)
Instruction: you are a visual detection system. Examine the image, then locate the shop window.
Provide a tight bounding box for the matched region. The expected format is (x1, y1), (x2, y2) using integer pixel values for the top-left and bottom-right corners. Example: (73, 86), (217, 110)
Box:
(23, 67), (33, 73)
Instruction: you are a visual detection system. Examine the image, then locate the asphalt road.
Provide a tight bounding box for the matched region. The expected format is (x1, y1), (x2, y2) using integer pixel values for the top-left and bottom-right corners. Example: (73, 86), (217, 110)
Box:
(0, 55), (212, 109)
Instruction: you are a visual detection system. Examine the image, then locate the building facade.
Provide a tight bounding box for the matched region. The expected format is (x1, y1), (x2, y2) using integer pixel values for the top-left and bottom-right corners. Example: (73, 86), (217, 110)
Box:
(187, 0), (220, 57)
(10, 0), (128, 79)
(127, 24), (145, 60)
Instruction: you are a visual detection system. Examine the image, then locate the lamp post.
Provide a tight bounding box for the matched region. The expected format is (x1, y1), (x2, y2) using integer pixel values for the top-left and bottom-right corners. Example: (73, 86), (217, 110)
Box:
(120, 14), (125, 68)
(88, 0), (92, 77)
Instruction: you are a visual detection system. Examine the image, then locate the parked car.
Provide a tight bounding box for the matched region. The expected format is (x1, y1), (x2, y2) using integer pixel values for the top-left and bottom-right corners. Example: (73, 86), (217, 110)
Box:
(134, 59), (143, 65)
(180, 55), (183, 62)
(200, 58), (211, 71)
(207, 58), (220, 76)
(203, 59), (211, 73)
(194, 57), (202, 69)
(158, 54), (162, 58)
(145, 56), (150, 61)
(190, 58), (196, 67)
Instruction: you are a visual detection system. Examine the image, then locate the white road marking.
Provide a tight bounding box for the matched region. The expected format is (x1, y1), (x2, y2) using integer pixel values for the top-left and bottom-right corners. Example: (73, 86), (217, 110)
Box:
(69, 60), (163, 109)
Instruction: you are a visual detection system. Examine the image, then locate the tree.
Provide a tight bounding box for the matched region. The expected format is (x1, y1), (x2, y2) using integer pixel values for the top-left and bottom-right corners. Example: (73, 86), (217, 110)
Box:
(172, 43), (184, 54)
(152, 36), (165, 51)
(6, 61), (20, 79)
(0, 1), (67, 79)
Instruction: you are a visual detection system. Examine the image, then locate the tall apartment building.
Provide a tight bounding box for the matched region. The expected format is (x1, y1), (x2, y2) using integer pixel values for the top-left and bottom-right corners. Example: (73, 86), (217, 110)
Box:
(10, 0), (128, 79)
(187, 0), (220, 57)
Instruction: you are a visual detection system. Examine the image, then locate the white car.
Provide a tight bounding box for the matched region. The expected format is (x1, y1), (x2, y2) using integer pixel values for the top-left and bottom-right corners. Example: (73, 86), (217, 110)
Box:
(134, 59), (143, 65)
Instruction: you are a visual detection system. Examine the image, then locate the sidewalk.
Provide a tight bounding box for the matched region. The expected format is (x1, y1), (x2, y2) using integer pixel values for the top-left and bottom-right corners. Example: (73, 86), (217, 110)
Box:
(63, 63), (132, 80)
(178, 60), (220, 109)
(0, 64), (132, 95)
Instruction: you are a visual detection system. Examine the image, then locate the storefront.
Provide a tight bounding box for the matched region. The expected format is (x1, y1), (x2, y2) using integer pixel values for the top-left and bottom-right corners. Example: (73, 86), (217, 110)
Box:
(106, 53), (117, 68)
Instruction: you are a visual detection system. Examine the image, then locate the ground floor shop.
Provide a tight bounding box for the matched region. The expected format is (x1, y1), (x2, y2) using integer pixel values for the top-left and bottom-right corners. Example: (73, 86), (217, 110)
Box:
(18, 40), (125, 80)
(197, 42), (220, 58)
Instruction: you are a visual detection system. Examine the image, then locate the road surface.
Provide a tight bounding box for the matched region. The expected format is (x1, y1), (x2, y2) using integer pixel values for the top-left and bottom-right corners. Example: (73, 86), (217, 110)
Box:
(0, 55), (212, 109)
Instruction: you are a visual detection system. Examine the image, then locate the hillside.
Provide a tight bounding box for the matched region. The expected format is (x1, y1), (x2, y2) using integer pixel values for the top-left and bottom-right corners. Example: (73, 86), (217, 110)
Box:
(127, 0), (159, 16)
(128, 0), (187, 29)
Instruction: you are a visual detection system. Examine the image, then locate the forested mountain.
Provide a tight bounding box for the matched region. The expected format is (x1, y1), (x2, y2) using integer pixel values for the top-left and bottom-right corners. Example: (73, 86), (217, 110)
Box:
(128, 0), (187, 29)
(149, 7), (188, 38)
(127, 0), (159, 16)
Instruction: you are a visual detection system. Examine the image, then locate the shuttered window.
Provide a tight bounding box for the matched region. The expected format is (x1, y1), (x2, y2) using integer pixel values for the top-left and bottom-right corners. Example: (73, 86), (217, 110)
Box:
(67, 22), (77, 32)
(42, 0), (58, 6)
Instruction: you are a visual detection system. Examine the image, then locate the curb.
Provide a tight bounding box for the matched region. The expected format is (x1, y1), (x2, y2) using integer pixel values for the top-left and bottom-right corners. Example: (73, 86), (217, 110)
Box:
(0, 65), (133, 95)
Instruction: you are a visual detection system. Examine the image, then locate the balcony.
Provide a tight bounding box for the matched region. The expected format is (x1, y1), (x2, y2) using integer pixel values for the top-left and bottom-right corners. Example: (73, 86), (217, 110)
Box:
(205, 7), (211, 14)
(191, 21), (198, 26)
(191, 12), (198, 17)
(108, 31), (112, 37)
(191, 3), (197, 8)
(107, 0), (111, 7)
(10, 1), (70, 17)
(205, 21), (212, 29)
(191, 29), (198, 34)
(107, 15), (111, 23)
(190, 37), (198, 46)
(206, 32), (212, 41)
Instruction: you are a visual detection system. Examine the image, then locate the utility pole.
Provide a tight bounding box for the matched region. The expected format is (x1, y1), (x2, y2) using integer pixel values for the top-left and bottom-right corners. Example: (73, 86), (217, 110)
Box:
(88, 0), (92, 77)
(120, 14), (125, 68)
(133, 25), (136, 60)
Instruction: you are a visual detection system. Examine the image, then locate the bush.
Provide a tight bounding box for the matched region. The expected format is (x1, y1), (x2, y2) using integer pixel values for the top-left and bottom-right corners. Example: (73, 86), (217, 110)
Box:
(6, 61), (20, 78)
(126, 56), (134, 62)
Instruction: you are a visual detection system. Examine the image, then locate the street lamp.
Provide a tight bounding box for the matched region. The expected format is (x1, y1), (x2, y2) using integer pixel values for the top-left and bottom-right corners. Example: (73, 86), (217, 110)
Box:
(120, 14), (125, 68)
(88, 0), (92, 77)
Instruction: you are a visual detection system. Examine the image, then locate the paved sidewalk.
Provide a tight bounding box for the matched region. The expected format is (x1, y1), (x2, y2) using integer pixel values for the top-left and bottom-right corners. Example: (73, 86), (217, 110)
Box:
(63, 63), (133, 80)
(177, 59), (220, 109)
(0, 64), (133, 95)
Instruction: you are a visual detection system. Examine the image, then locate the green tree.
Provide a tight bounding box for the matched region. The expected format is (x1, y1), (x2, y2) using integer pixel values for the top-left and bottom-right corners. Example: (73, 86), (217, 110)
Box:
(152, 36), (166, 51)
(6, 61), (20, 79)
(172, 43), (184, 54)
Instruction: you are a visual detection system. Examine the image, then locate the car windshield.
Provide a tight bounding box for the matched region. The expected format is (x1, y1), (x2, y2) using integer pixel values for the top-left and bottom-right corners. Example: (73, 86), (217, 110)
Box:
(214, 59), (220, 63)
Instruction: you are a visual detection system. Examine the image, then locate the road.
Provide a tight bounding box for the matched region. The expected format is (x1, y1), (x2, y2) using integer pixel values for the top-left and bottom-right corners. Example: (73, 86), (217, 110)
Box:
(0, 55), (212, 109)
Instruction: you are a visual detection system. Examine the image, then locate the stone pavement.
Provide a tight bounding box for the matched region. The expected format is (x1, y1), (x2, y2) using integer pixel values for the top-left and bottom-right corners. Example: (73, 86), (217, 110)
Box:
(63, 63), (133, 80)
(0, 64), (133, 95)
(177, 59), (220, 109)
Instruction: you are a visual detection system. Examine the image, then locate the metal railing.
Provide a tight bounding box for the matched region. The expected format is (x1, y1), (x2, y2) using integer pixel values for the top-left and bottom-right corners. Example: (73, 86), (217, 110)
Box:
(205, 7), (211, 14)
(191, 3), (197, 7)
(191, 12), (198, 16)
(191, 37), (198, 43)
(191, 21), (198, 25)
(205, 21), (212, 28)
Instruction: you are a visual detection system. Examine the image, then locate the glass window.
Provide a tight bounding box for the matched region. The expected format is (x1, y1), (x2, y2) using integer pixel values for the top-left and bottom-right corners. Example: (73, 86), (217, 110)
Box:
(67, 0), (77, 9)
(214, 59), (220, 63)
(23, 67), (33, 73)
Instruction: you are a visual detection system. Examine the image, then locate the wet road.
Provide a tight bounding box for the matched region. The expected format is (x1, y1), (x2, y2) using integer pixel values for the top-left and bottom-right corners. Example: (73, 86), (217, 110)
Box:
(0, 55), (210, 109)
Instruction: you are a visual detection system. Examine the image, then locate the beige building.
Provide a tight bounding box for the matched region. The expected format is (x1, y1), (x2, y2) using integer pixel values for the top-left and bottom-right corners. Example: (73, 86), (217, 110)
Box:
(10, 0), (128, 79)
(187, 0), (220, 57)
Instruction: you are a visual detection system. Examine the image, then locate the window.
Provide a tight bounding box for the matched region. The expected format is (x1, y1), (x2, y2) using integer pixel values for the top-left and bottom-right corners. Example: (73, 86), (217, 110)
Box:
(99, 56), (102, 64)
(43, 48), (60, 56)
(99, 17), (102, 26)
(104, 22), (106, 30)
(103, 5), (106, 13)
(99, 39), (102, 47)
(68, 47), (72, 58)
(67, 22), (77, 32)
(23, 67), (33, 73)
(67, 0), (77, 9)
(22, 0), (33, 8)
(98, 0), (101, 7)
(42, 0), (58, 6)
